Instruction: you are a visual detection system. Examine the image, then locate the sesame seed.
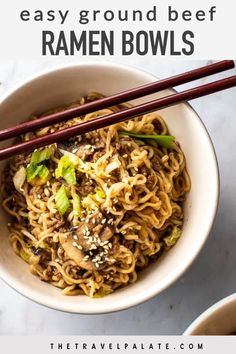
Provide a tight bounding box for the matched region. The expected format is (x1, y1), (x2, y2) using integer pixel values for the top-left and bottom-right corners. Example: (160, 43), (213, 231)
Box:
(95, 263), (99, 268)
(7, 222), (11, 226)
(122, 154), (128, 158)
(90, 244), (97, 250)
(101, 219), (106, 224)
(77, 245), (83, 250)
(72, 242), (77, 247)
(37, 194), (41, 199)
(73, 235), (78, 240)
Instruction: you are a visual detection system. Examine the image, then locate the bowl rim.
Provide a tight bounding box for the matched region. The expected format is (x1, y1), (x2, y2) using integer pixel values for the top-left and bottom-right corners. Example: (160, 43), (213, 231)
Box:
(183, 293), (236, 335)
(0, 61), (220, 314)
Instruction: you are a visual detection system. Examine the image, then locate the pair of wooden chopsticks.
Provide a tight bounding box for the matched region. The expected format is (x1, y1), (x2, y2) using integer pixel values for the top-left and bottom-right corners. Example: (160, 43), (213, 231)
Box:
(0, 60), (235, 160)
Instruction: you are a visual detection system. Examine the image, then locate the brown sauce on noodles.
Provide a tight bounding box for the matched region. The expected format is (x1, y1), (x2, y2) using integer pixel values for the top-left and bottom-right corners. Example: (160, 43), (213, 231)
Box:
(1, 92), (191, 297)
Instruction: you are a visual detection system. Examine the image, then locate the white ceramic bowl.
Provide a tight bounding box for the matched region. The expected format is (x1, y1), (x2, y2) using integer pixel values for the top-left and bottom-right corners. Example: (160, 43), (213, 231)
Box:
(0, 62), (219, 314)
(184, 294), (236, 335)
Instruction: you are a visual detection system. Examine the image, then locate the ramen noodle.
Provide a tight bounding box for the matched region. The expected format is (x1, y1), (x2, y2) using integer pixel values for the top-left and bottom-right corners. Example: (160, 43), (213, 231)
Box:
(1, 92), (190, 297)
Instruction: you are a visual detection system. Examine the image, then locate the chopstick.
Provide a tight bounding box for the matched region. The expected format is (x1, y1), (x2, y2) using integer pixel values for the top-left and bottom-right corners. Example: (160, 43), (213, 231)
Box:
(0, 74), (236, 160)
(0, 60), (234, 142)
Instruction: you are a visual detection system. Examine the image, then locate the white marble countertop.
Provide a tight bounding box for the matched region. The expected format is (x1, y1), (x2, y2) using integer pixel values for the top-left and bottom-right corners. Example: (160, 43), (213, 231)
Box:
(0, 59), (235, 335)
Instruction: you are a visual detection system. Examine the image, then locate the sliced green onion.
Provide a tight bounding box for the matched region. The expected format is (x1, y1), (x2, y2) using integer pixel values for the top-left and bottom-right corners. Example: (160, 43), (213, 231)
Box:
(26, 164), (49, 182)
(30, 147), (52, 164)
(59, 149), (79, 165)
(26, 164), (43, 182)
(55, 155), (76, 185)
(72, 193), (81, 217)
(164, 226), (182, 247)
(38, 165), (49, 180)
(55, 156), (71, 178)
(119, 132), (175, 148)
(55, 185), (70, 215)
(63, 166), (76, 185)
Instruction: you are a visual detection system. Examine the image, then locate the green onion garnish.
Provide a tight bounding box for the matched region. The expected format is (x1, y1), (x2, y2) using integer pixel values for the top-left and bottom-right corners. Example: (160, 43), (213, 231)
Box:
(26, 164), (49, 182)
(30, 147), (52, 164)
(119, 132), (175, 148)
(26, 147), (52, 183)
(72, 193), (81, 217)
(55, 185), (70, 215)
(63, 166), (76, 185)
(55, 155), (76, 185)
(26, 164), (40, 182)
(164, 226), (182, 247)
(37, 165), (50, 180)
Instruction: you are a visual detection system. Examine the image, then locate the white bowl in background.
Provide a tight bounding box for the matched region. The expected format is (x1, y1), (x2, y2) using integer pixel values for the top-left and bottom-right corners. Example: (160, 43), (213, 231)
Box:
(184, 294), (236, 335)
(0, 62), (219, 314)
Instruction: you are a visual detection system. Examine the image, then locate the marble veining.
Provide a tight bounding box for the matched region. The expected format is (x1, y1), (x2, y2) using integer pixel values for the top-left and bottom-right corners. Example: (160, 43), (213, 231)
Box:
(0, 59), (235, 335)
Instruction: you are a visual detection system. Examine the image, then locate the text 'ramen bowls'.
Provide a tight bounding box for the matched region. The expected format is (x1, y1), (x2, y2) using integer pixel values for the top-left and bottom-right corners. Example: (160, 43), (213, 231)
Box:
(0, 62), (219, 314)
(184, 294), (236, 335)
